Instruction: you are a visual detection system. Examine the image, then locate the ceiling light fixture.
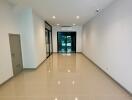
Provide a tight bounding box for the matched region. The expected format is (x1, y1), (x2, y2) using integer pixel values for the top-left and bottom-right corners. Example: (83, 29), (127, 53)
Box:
(57, 24), (60, 26)
(73, 24), (76, 26)
(76, 16), (80, 19)
(52, 16), (56, 19)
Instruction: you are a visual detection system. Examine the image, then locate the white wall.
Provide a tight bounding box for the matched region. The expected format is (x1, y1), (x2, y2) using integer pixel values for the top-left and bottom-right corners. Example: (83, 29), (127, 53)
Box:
(0, 0), (19, 84)
(16, 8), (37, 68)
(82, 0), (132, 93)
(52, 26), (82, 52)
(32, 12), (46, 67)
(16, 9), (46, 69)
(0, 0), (46, 84)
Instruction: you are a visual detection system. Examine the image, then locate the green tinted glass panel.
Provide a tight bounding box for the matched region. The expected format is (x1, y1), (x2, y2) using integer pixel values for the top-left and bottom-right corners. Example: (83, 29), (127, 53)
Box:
(57, 32), (76, 53)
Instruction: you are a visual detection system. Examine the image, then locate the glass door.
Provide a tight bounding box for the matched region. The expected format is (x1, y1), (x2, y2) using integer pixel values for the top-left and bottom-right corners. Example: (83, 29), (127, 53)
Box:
(45, 29), (50, 58)
(57, 32), (76, 53)
(66, 35), (72, 53)
(45, 21), (53, 58)
(49, 31), (53, 54)
(58, 33), (67, 53)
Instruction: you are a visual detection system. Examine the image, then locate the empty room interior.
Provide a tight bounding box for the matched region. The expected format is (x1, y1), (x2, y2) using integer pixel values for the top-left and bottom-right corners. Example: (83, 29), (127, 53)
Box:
(0, 0), (132, 100)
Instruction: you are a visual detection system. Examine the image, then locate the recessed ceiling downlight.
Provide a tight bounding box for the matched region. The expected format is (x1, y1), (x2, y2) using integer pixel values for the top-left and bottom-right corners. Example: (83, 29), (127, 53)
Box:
(57, 24), (60, 26)
(76, 16), (80, 19)
(52, 16), (56, 19)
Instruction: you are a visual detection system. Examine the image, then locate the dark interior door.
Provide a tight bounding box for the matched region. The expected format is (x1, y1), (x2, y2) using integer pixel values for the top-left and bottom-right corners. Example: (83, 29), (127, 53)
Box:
(57, 32), (76, 53)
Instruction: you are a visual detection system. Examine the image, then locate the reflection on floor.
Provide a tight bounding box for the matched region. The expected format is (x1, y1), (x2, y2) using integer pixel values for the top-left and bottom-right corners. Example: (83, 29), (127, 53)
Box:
(0, 53), (132, 100)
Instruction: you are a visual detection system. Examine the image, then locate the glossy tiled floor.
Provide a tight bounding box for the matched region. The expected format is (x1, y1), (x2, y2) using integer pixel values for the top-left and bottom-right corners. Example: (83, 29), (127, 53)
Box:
(0, 53), (132, 100)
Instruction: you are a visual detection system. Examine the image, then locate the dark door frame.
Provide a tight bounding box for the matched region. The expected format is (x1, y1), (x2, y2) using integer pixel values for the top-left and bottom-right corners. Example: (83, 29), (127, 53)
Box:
(45, 21), (53, 58)
(57, 31), (76, 53)
(45, 29), (50, 58)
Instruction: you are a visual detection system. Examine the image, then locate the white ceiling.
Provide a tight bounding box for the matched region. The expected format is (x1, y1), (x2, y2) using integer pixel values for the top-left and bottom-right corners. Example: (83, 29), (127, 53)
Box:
(8, 0), (116, 26)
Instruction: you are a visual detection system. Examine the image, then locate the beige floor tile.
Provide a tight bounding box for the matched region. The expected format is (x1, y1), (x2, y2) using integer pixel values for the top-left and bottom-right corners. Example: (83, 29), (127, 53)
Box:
(0, 53), (131, 100)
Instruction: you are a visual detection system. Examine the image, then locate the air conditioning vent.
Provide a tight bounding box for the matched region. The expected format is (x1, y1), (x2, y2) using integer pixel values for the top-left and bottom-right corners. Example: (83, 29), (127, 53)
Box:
(61, 26), (73, 31)
(61, 26), (72, 27)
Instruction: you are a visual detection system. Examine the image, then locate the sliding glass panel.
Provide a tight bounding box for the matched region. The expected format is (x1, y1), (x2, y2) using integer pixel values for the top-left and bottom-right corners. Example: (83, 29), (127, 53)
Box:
(58, 33), (67, 53)
(67, 36), (72, 53)
(45, 29), (50, 57)
(49, 31), (53, 54)
(57, 32), (76, 53)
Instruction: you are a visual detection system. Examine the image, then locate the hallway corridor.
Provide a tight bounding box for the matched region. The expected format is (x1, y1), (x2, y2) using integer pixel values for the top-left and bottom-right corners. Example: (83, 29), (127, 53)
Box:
(0, 53), (131, 100)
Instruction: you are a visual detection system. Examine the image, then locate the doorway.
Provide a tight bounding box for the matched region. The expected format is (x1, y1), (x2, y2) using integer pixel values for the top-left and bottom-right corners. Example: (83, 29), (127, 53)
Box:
(45, 29), (50, 58)
(45, 21), (53, 58)
(57, 32), (76, 53)
(9, 34), (23, 76)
